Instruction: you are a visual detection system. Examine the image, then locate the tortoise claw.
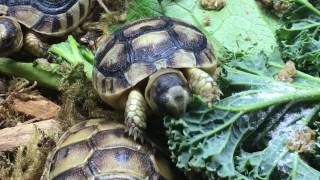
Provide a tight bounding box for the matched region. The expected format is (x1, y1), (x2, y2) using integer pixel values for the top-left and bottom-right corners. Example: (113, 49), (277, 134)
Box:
(127, 124), (144, 144)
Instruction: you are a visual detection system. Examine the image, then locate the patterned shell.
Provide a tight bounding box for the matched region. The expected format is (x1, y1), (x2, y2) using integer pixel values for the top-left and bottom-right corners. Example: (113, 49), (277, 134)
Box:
(93, 16), (216, 95)
(0, 0), (92, 36)
(41, 118), (175, 180)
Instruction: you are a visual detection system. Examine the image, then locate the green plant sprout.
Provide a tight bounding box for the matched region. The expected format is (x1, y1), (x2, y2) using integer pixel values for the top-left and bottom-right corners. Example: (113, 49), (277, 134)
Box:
(0, 36), (94, 90)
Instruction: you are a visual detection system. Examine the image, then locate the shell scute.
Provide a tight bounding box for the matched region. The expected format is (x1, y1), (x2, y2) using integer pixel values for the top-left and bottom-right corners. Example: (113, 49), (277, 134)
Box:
(172, 24), (206, 50)
(51, 141), (93, 178)
(52, 166), (94, 180)
(168, 49), (197, 67)
(8, 5), (41, 28)
(59, 126), (97, 148)
(132, 31), (176, 63)
(98, 42), (128, 70)
(93, 16), (217, 103)
(87, 148), (155, 178)
(123, 18), (168, 38)
(43, 119), (174, 179)
(91, 128), (136, 149)
(3, 0), (91, 36)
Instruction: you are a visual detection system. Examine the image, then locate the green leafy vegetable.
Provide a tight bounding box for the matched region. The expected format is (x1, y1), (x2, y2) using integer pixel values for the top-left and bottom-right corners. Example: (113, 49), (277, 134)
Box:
(49, 36), (94, 80)
(127, 0), (163, 20)
(237, 102), (320, 179)
(119, 0), (280, 57)
(160, 0), (280, 56)
(0, 58), (61, 90)
(111, 0), (164, 31)
(165, 52), (320, 179)
(277, 1), (320, 76)
(0, 36), (94, 90)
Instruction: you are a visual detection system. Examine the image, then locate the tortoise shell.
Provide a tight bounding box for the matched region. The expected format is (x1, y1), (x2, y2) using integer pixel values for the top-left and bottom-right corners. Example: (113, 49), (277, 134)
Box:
(42, 118), (175, 180)
(93, 16), (217, 97)
(0, 0), (92, 36)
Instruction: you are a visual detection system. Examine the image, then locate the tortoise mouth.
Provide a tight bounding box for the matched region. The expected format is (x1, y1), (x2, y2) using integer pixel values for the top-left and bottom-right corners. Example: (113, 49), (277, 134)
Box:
(163, 86), (191, 117)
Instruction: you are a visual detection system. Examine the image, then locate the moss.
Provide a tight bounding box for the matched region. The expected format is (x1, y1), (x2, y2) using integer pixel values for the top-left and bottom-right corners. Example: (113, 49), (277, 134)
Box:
(0, 153), (13, 178)
(0, 78), (42, 128)
(58, 65), (120, 131)
(0, 127), (58, 180)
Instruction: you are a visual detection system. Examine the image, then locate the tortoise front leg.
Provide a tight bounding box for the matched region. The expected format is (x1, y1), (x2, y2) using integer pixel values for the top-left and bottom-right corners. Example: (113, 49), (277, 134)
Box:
(185, 68), (222, 106)
(24, 32), (48, 57)
(125, 89), (148, 142)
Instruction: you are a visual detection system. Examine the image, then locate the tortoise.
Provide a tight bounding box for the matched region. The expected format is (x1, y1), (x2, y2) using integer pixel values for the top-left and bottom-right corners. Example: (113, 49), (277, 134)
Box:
(41, 118), (175, 180)
(93, 16), (221, 141)
(0, 0), (93, 57)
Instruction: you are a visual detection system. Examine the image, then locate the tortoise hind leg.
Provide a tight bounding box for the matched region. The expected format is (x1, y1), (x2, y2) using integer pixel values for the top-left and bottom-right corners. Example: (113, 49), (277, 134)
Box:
(185, 68), (222, 106)
(0, 5), (8, 15)
(24, 32), (48, 57)
(125, 89), (148, 142)
(0, 17), (23, 56)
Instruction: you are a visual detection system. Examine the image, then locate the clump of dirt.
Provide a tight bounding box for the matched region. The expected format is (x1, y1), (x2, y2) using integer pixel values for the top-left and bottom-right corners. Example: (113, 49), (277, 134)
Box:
(258, 0), (292, 17)
(201, 0), (225, 10)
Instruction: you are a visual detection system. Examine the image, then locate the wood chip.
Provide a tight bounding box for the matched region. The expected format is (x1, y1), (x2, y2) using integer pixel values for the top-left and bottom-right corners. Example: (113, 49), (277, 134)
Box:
(0, 119), (61, 152)
(11, 99), (60, 120)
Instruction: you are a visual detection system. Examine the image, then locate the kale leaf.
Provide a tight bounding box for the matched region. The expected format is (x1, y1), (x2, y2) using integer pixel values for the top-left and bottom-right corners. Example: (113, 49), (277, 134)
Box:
(160, 0), (280, 56)
(277, 0), (320, 76)
(165, 52), (320, 179)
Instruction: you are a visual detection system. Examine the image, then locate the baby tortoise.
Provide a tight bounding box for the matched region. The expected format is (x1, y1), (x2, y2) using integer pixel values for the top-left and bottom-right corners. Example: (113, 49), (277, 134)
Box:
(41, 118), (175, 180)
(0, 0), (93, 57)
(93, 16), (221, 141)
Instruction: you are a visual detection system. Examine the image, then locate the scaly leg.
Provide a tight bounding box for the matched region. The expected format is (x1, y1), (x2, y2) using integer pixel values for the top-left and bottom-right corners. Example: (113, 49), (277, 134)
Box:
(125, 89), (148, 142)
(0, 5), (8, 15)
(0, 17), (23, 56)
(24, 32), (48, 57)
(185, 68), (222, 106)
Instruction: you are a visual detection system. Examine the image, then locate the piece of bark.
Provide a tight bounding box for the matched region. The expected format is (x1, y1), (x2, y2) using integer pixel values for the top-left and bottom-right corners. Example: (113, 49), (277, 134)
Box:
(11, 98), (60, 120)
(0, 119), (61, 152)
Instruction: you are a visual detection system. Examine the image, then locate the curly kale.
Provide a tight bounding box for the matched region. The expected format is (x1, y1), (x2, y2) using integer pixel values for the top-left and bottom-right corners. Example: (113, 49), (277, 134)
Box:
(277, 0), (320, 76)
(165, 52), (320, 180)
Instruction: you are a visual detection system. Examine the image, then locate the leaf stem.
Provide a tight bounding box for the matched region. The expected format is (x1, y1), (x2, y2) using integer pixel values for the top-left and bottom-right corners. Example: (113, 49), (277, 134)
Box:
(215, 89), (320, 112)
(302, 104), (320, 125)
(290, 153), (299, 179)
(294, 0), (320, 16)
(0, 58), (61, 90)
(268, 61), (320, 83)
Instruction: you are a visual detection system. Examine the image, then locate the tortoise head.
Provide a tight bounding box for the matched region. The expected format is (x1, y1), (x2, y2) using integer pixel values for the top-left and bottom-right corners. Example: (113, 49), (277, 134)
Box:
(146, 70), (191, 117)
(0, 17), (23, 57)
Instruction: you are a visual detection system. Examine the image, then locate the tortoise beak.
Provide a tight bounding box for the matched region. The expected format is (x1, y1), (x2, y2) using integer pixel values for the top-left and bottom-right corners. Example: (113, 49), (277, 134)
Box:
(164, 86), (191, 117)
